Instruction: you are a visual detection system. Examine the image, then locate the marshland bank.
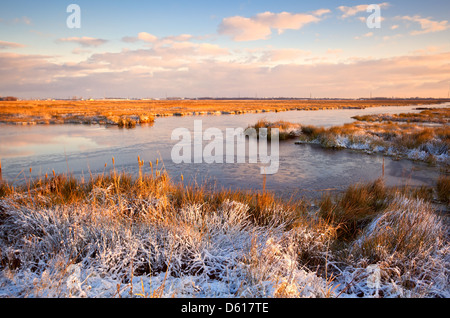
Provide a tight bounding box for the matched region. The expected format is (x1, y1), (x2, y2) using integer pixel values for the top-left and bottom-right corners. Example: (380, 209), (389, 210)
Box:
(248, 107), (449, 166)
(0, 99), (448, 127)
(295, 108), (450, 166)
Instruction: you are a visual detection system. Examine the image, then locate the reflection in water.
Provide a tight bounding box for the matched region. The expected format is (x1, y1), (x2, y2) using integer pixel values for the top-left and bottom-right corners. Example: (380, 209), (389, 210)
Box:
(0, 104), (447, 199)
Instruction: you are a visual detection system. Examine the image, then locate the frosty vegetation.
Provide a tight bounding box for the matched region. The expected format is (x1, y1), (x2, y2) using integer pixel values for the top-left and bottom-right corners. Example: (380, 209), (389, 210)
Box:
(0, 167), (448, 298)
(247, 108), (449, 165)
(295, 114), (450, 166)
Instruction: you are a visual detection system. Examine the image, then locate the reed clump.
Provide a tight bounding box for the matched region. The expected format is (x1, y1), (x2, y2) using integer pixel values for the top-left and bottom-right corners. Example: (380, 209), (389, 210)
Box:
(318, 179), (389, 242)
(249, 120), (302, 140)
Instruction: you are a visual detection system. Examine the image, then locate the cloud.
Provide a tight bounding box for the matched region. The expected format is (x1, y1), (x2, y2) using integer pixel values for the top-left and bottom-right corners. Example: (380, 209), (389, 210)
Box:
(218, 10), (328, 41)
(338, 3), (390, 19)
(354, 32), (374, 40)
(163, 34), (194, 42)
(412, 45), (443, 55)
(401, 15), (449, 35)
(58, 37), (108, 47)
(0, 16), (32, 25)
(82, 40), (230, 74)
(72, 47), (92, 55)
(0, 40), (26, 49)
(242, 48), (311, 64)
(14, 16), (32, 25)
(196, 43), (229, 56)
(122, 33), (198, 46)
(218, 16), (272, 41)
(266, 48), (310, 62)
(137, 32), (158, 43)
(358, 16), (385, 23)
(326, 49), (343, 55)
(312, 9), (331, 17)
(2, 48), (450, 99)
(121, 36), (139, 43)
(382, 33), (403, 41)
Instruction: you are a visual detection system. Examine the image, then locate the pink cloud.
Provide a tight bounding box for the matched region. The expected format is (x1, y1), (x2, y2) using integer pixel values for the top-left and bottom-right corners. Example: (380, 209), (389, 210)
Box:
(401, 15), (449, 35)
(58, 37), (108, 47)
(196, 43), (229, 56)
(218, 10), (328, 41)
(1, 48), (450, 99)
(0, 16), (32, 25)
(218, 16), (272, 41)
(338, 2), (390, 19)
(0, 40), (25, 49)
(354, 32), (374, 40)
(122, 33), (198, 46)
(137, 32), (158, 43)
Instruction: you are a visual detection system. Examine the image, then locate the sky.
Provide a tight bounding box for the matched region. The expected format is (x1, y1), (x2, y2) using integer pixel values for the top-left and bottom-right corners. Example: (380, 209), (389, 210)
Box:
(0, 0), (449, 99)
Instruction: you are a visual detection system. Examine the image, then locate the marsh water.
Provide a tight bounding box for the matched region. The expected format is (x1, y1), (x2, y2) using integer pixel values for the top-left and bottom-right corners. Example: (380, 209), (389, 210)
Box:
(1, 103), (448, 199)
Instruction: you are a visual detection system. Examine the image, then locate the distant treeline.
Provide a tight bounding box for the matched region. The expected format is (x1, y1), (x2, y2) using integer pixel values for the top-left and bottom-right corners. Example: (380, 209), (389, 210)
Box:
(0, 96), (18, 101)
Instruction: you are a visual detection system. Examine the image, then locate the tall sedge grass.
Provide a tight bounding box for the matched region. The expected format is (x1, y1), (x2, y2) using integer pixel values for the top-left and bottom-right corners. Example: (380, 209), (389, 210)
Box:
(351, 196), (445, 263)
(318, 178), (389, 242)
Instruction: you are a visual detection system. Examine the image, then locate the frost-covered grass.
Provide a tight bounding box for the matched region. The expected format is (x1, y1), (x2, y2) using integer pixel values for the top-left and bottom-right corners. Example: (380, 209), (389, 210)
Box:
(344, 195), (448, 298)
(296, 122), (450, 165)
(0, 170), (448, 298)
(295, 107), (450, 165)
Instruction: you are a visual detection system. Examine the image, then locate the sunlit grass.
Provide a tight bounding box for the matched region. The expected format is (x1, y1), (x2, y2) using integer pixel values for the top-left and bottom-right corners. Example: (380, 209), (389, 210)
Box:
(318, 178), (389, 242)
(0, 99), (445, 127)
(248, 119), (302, 140)
(353, 107), (450, 124)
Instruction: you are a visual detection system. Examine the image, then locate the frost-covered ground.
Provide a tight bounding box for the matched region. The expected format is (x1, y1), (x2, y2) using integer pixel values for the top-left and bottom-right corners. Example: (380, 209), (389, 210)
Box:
(295, 122), (449, 166)
(298, 134), (449, 164)
(0, 181), (448, 298)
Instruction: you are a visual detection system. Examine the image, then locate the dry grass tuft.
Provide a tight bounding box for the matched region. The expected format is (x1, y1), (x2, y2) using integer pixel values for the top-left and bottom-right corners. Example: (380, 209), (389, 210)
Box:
(318, 179), (389, 241)
(249, 120), (302, 140)
(351, 195), (445, 262)
(436, 175), (450, 204)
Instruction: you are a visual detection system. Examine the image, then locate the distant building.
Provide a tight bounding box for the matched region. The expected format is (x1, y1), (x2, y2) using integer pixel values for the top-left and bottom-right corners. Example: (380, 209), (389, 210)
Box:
(0, 96), (18, 101)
